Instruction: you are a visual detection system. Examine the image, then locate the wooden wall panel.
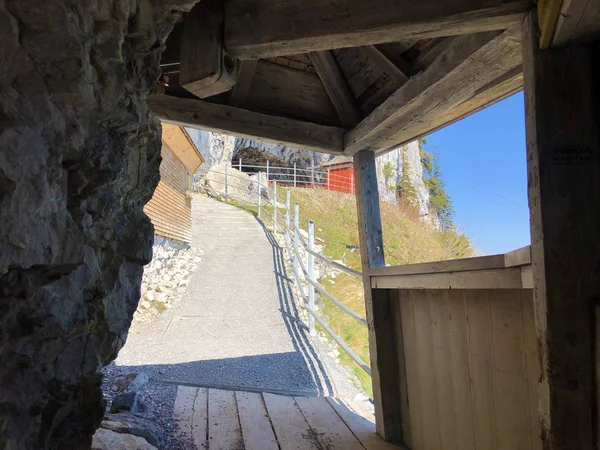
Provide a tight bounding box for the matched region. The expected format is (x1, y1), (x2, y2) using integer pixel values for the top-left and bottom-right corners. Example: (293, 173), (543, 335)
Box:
(396, 288), (541, 450)
(160, 145), (190, 194)
(144, 181), (192, 244)
(161, 123), (204, 172)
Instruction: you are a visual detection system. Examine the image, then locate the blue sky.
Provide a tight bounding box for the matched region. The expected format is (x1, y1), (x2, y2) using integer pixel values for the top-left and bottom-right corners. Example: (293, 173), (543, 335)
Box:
(423, 92), (531, 255)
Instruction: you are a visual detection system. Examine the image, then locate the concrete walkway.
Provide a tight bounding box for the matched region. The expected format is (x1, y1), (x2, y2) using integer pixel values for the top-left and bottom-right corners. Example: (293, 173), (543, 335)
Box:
(116, 195), (335, 395)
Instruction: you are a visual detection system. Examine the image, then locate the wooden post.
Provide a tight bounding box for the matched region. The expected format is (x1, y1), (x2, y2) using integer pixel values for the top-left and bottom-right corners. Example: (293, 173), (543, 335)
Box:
(238, 158), (242, 172)
(353, 150), (403, 443)
(293, 162), (297, 187)
(522, 11), (599, 449)
(308, 220), (316, 335)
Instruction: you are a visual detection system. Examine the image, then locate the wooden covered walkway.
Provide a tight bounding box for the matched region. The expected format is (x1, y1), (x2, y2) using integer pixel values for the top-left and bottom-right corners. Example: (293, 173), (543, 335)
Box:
(172, 386), (398, 450)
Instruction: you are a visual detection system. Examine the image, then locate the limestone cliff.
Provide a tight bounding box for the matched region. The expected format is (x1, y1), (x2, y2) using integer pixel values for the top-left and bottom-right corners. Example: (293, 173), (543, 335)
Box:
(192, 133), (437, 224)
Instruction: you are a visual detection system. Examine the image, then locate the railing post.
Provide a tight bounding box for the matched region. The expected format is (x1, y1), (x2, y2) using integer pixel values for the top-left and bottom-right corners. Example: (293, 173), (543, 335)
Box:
(294, 202), (299, 281)
(273, 180), (278, 234)
(285, 189), (291, 251)
(239, 158), (242, 172)
(225, 164), (229, 203)
(257, 171), (262, 219)
(294, 162), (297, 187)
(266, 160), (270, 184)
(308, 220), (316, 335)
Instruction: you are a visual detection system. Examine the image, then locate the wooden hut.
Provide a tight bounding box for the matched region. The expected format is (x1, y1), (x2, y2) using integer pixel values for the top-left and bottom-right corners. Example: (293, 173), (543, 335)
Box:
(323, 156), (355, 194)
(148, 2), (600, 448)
(143, 124), (203, 245)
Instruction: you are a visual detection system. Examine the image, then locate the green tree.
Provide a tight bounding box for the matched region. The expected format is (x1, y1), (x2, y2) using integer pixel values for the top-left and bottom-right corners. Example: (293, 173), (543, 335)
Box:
(421, 143), (455, 230)
(397, 150), (417, 204)
(382, 161), (395, 192)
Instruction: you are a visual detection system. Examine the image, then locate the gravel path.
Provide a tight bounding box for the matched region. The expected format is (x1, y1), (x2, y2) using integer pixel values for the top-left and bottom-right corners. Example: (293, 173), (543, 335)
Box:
(105, 194), (365, 447)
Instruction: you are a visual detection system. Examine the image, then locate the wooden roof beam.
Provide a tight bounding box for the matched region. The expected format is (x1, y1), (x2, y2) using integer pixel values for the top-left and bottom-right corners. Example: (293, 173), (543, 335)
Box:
(344, 28), (522, 155)
(362, 46), (409, 85)
(229, 60), (258, 107)
(224, 0), (532, 59)
(147, 95), (346, 155)
(308, 51), (362, 128)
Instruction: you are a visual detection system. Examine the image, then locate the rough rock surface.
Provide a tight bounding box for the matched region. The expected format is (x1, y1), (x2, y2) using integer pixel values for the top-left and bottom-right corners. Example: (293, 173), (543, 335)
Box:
(134, 241), (200, 324)
(376, 141), (438, 225)
(92, 428), (158, 450)
(0, 0), (196, 448)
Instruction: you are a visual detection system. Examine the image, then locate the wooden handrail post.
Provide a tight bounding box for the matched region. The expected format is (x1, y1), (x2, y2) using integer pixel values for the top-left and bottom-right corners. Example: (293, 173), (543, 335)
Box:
(308, 220), (316, 335)
(238, 158), (242, 171)
(354, 150), (404, 443)
(293, 162), (297, 187)
(273, 180), (278, 234)
(257, 171), (262, 219)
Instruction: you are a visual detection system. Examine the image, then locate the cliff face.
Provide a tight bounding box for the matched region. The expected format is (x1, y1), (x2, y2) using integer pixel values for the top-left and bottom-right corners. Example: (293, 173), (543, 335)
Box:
(0, 0), (196, 447)
(376, 141), (435, 221)
(191, 132), (437, 224)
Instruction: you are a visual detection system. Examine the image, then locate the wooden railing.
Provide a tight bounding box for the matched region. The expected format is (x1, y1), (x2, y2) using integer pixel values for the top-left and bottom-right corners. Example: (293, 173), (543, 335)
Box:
(364, 247), (541, 450)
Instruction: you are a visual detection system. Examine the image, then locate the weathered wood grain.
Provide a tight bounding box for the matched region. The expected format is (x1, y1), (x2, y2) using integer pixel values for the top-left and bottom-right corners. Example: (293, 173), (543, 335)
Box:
(180, 0), (236, 98)
(309, 51), (362, 128)
(295, 397), (364, 450)
(345, 28), (522, 155)
(229, 60), (257, 107)
(208, 389), (242, 450)
(354, 150), (403, 443)
(326, 398), (402, 450)
(224, 0), (532, 58)
(362, 46), (409, 85)
(244, 61), (340, 126)
(262, 394), (315, 450)
(235, 392), (278, 450)
(522, 10), (598, 449)
(147, 94), (345, 154)
(367, 254), (506, 277)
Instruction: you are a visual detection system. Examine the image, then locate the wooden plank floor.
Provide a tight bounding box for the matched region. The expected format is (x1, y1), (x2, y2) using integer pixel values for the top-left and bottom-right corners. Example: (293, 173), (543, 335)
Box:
(173, 386), (401, 450)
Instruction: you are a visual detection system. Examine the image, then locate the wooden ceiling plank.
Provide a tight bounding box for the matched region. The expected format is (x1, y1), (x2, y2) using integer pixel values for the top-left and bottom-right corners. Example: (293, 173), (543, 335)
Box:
(309, 51), (362, 128)
(344, 28), (521, 155)
(538, 0), (564, 48)
(362, 46), (409, 85)
(229, 60), (258, 107)
(147, 95), (345, 154)
(553, 0), (600, 46)
(224, 0), (532, 59)
(244, 60), (341, 126)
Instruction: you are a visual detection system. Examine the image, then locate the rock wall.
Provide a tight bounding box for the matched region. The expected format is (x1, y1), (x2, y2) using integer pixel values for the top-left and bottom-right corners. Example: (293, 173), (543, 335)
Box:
(0, 0), (195, 448)
(376, 141), (433, 219)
